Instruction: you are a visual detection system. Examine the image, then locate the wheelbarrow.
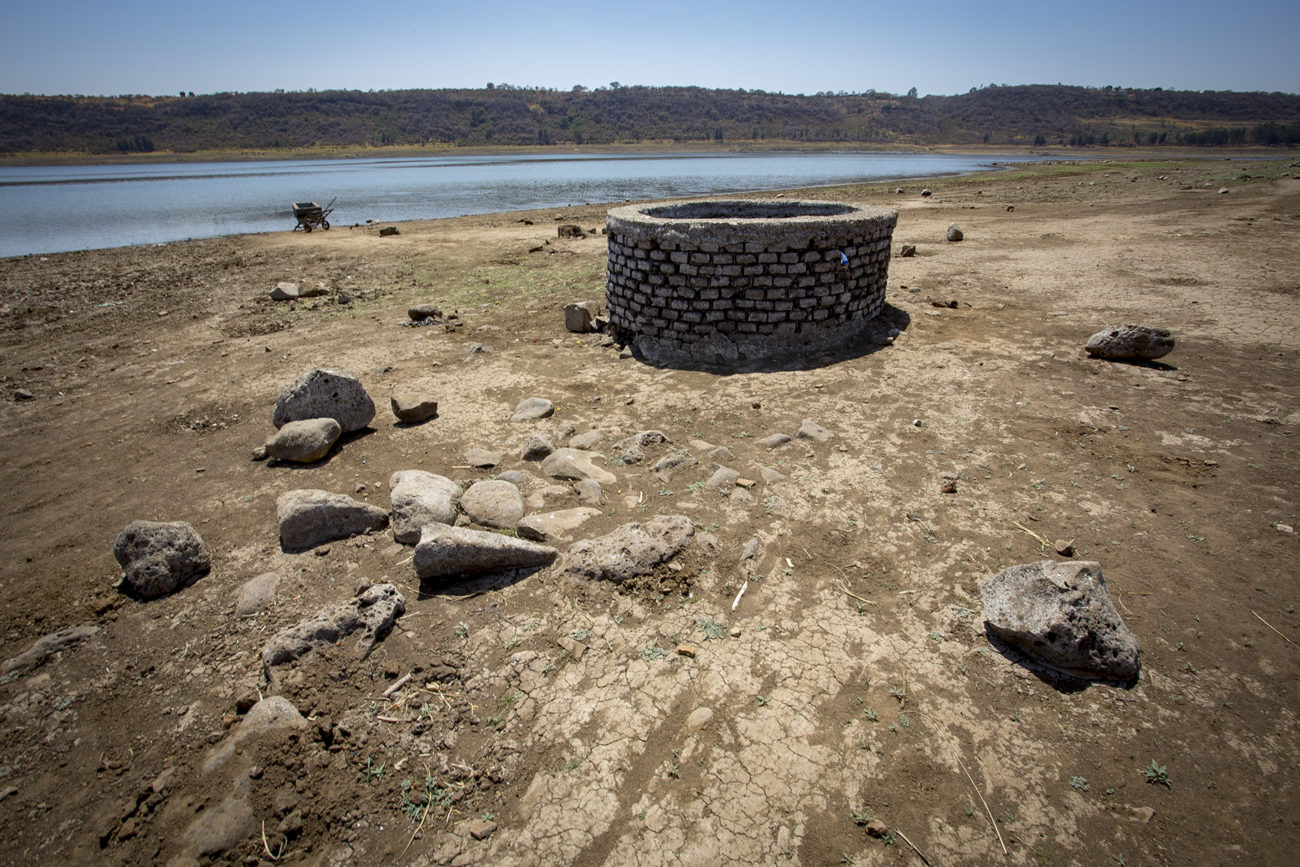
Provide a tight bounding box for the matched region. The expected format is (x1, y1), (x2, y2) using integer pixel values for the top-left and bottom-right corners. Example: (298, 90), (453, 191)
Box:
(292, 197), (336, 232)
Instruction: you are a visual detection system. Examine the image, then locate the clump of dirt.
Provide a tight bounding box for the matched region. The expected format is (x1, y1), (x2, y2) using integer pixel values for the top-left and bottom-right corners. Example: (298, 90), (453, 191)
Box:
(0, 159), (1297, 865)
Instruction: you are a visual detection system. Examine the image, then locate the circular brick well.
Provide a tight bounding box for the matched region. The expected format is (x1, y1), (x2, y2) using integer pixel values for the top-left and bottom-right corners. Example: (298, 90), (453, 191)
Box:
(605, 199), (898, 365)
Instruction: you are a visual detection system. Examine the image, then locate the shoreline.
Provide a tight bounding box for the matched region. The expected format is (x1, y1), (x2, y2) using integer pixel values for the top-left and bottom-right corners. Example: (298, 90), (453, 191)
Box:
(0, 139), (1291, 167)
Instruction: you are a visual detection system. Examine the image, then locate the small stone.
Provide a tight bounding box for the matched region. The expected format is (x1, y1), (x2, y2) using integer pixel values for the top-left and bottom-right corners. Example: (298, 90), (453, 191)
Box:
(729, 627), (742, 638)
(464, 448), (502, 468)
(796, 419), (833, 442)
(735, 477), (756, 489)
(676, 644), (696, 658)
(265, 417), (341, 463)
(1054, 540), (1076, 556)
(565, 301), (599, 333)
(113, 521), (211, 599)
(13, 388), (34, 401)
(269, 282), (299, 301)
(912, 419), (922, 427)
(1129, 806), (1156, 824)
(866, 819), (889, 838)
(234, 687), (259, 714)
(1085, 325), (1175, 361)
(946, 223), (964, 242)
(920, 188), (932, 197)
(379, 226), (399, 236)
(408, 303), (443, 321)
(521, 433), (555, 461)
(940, 480), (958, 494)
(899, 244), (917, 258)
(707, 467), (740, 489)
(234, 572), (280, 617)
(391, 393), (438, 423)
(1274, 523), (1294, 534)
(511, 397), (555, 422)
(759, 433), (791, 449)
(467, 818), (498, 841)
(569, 430), (604, 450)
(685, 707), (713, 730)
(460, 480), (524, 529)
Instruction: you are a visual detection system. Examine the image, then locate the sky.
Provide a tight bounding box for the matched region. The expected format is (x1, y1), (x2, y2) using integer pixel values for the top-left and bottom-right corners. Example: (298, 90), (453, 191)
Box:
(2, 0), (1297, 98)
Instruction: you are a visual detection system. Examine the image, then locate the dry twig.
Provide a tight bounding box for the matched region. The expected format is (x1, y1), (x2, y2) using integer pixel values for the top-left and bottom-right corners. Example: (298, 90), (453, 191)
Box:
(261, 819), (285, 861)
(838, 583), (875, 605)
(959, 759), (1007, 856)
(1253, 610), (1298, 649)
(731, 580), (749, 611)
(894, 828), (932, 866)
(383, 673), (412, 698)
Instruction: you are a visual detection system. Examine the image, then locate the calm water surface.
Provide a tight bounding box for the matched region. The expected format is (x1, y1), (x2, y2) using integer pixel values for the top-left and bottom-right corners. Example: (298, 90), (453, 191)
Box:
(0, 151), (1046, 258)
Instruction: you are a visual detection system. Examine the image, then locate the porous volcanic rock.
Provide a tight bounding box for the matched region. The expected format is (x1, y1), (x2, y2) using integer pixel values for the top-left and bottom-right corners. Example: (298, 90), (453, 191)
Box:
(558, 515), (695, 583)
(1085, 325), (1175, 361)
(272, 367), (375, 432)
(981, 560), (1140, 682)
(112, 520), (211, 599)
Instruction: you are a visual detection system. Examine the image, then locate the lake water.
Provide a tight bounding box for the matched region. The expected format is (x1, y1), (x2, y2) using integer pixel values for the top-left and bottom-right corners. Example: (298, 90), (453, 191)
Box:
(0, 151), (1047, 258)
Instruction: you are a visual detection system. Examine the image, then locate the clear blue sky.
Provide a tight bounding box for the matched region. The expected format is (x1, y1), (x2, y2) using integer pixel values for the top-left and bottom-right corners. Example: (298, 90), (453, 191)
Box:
(2, 0), (1297, 97)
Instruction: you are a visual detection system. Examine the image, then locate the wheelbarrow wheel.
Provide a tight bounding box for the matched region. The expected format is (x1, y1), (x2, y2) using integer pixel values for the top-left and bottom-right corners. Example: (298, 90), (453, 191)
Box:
(321, 220), (330, 230)
(303, 224), (313, 233)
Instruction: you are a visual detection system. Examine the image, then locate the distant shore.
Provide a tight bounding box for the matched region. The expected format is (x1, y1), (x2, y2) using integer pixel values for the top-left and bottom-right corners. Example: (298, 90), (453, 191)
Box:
(1, 140), (1291, 168)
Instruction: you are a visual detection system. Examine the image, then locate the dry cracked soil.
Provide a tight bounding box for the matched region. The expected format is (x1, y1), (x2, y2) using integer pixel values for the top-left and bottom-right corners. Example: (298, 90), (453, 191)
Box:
(0, 157), (1297, 866)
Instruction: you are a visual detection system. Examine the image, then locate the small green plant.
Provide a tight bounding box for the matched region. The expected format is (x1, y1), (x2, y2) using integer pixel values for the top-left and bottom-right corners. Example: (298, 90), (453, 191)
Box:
(852, 811), (875, 826)
(666, 762), (680, 779)
(566, 757), (583, 771)
(1070, 776), (1090, 792)
(687, 480), (708, 492)
(658, 488), (675, 497)
(888, 686), (907, 705)
(640, 643), (668, 661)
(1144, 759), (1171, 788)
(864, 708), (879, 722)
(571, 628), (592, 642)
(757, 694), (771, 706)
(361, 756), (385, 783)
(928, 630), (944, 642)
(698, 618), (726, 640)
(898, 713), (910, 728)
(454, 621), (469, 639)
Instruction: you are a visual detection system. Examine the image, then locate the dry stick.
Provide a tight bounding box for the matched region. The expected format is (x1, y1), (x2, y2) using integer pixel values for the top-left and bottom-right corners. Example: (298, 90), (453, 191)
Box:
(839, 584), (876, 605)
(1253, 610), (1299, 648)
(261, 819), (284, 861)
(731, 579), (749, 611)
(959, 759), (1007, 856)
(399, 785), (434, 860)
(383, 673), (413, 698)
(894, 828), (932, 866)
(1012, 521), (1050, 549)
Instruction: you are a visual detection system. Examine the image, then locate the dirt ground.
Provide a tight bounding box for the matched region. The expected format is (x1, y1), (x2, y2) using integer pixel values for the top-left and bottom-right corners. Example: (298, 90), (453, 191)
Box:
(0, 157), (1297, 866)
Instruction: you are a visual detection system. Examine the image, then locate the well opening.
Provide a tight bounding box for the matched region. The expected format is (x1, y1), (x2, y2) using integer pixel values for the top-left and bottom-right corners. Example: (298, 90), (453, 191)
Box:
(605, 199), (898, 366)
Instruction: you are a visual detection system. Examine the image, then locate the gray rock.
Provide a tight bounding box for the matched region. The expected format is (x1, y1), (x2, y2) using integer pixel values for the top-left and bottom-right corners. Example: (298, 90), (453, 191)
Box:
(542, 448), (617, 485)
(269, 282), (299, 301)
(685, 707), (714, 730)
(899, 244), (917, 258)
(511, 397), (555, 422)
(389, 471), (461, 544)
(460, 480), (524, 529)
(558, 515), (695, 584)
(981, 560), (1140, 682)
(494, 469), (528, 487)
(706, 445), (736, 464)
(272, 368), (375, 432)
(391, 393), (439, 423)
(112, 520), (210, 599)
(181, 772), (256, 857)
(464, 447), (502, 468)
(0, 624), (98, 679)
(413, 525), (557, 580)
(1085, 325), (1175, 361)
(946, 223), (964, 242)
(921, 188), (932, 197)
(202, 696), (307, 774)
(568, 430), (604, 450)
(573, 478), (603, 505)
(276, 489), (388, 550)
(298, 282), (329, 298)
(526, 483), (572, 510)
(408, 303), (443, 321)
(796, 419), (833, 442)
(521, 433), (555, 461)
(707, 466), (740, 489)
(379, 226), (399, 236)
(565, 301), (599, 333)
(234, 572), (281, 617)
(261, 584), (405, 671)
(264, 417), (341, 463)
(613, 430), (669, 464)
(651, 452), (698, 478)
(517, 507), (602, 543)
(557, 224), (584, 238)
(759, 433), (791, 449)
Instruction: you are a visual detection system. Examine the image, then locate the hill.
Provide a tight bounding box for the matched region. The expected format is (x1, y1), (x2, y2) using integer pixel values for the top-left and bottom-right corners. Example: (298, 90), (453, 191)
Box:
(2, 84), (1299, 155)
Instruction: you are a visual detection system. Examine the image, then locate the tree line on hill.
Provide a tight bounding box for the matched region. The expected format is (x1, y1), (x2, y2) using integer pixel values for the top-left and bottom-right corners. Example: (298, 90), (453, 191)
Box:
(1, 84), (1297, 155)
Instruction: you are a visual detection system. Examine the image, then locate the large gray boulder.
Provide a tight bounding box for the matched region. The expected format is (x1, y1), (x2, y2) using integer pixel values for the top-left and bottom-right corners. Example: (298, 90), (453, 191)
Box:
(276, 489), (388, 550)
(264, 417), (341, 462)
(460, 479), (524, 529)
(272, 367), (375, 432)
(981, 560), (1140, 683)
(261, 583), (405, 672)
(389, 471), (461, 543)
(1085, 325), (1175, 361)
(413, 525), (557, 580)
(112, 520), (211, 599)
(558, 515), (695, 584)
(541, 448), (617, 485)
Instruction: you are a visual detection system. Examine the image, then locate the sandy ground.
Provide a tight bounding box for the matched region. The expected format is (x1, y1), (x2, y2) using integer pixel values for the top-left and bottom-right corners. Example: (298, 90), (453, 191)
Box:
(0, 157), (1297, 866)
